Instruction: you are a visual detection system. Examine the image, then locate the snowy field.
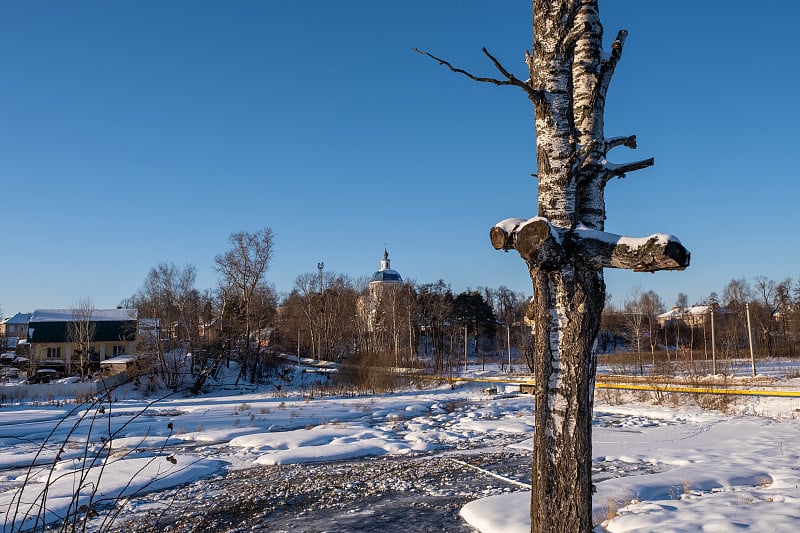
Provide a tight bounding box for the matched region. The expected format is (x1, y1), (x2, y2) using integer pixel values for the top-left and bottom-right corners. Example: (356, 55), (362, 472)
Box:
(1, 361), (799, 532)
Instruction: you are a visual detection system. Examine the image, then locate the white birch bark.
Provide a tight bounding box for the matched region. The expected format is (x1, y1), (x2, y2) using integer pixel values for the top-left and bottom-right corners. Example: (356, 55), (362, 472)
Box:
(418, 2), (688, 531)
(522, 2), (686, 532)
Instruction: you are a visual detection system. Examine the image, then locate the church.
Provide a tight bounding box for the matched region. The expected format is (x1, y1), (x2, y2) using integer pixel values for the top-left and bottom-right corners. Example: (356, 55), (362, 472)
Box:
(364, 249), (404, 331)
(369, 248), (402, 291)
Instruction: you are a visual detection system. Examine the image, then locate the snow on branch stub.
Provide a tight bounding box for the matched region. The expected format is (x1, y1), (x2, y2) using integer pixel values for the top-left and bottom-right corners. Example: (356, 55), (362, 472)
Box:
(491, 217), (690, 273)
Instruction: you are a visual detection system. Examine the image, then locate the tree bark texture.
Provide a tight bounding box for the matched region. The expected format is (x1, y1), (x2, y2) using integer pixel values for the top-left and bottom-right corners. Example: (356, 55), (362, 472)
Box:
(529, 264), (603, 532)
(521, 2), (685, 532)
(524, 3), (613, 531)
(418, 1), (689, 530)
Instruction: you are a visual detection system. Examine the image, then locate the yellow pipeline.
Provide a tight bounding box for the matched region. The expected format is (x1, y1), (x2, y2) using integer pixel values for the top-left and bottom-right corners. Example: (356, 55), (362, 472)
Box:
(594, 382), (800, 398)
(409, 374), (800, 398)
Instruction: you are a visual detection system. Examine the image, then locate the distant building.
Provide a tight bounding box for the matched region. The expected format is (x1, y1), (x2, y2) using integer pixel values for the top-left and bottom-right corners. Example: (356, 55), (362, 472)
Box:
(369, 248), (403, 295)
(657, 304), (723, 328)
(0, 312), (31, 350)
(363, 249), (405, 331)
(27, 308), (138, 375)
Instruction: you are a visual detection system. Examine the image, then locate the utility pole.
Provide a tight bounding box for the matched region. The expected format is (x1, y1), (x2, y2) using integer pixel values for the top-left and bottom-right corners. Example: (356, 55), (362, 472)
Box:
(746, 303), (756, 377)
(710, 308), (717, 375)
(317, 262), (324, 360)
(507, 323), (512, 372)
(464, 325), (468, 371)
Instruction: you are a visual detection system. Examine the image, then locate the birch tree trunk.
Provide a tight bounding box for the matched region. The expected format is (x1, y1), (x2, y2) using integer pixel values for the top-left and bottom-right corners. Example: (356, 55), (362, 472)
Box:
(528, 3), (639, 530)
(524, 3), (687, 530)
(419, 1), (689, 531)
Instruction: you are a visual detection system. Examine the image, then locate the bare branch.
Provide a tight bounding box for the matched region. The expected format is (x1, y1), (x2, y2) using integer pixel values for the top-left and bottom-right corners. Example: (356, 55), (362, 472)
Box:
(604, 135), (637, 152)
(413, 48), (513, 86)
(596, 29), (628, 102)
(480, 47), (539, 98)
(413, 47), (540, 100)
(604, 157), (654, 181)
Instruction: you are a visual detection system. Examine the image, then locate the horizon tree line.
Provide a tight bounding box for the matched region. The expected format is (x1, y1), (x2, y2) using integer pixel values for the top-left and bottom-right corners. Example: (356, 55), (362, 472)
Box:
(4, 228), (799, 382)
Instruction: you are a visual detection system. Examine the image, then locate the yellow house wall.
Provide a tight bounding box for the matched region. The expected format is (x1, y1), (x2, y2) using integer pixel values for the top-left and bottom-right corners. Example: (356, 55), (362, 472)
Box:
(30, 340), (137, 375)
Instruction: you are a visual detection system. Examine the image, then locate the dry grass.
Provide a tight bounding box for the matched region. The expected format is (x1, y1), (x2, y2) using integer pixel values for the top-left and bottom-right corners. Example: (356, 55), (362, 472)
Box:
(594, 493), (637, 529)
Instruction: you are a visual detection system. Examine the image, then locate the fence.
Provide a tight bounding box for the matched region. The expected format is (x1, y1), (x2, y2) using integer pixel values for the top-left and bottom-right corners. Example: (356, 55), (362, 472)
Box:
(0, 372), (129, 403)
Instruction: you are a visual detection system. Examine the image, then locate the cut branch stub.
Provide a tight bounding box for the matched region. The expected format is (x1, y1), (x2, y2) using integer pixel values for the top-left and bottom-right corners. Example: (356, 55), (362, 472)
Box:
(490, 217), (529, 251)
(490, 226), (513, 251)
(574, 227), (690, 272)
(491, 218), (690, 273)
(491, 218), (566, 270)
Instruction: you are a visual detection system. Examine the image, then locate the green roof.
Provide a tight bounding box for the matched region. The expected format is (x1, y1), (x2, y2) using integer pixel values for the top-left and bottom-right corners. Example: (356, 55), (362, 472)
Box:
(28, 320), (136, 344)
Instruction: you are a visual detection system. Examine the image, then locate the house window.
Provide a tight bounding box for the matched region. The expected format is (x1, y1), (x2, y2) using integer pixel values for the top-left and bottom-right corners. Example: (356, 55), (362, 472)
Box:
(47, 347), (61, 358)
(112, 345), (125, 356)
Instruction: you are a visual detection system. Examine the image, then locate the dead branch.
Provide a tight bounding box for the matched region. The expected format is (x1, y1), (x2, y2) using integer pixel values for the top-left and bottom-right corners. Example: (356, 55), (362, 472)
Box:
(604, 135), (637, 152)
(492, 217), (689, 273)
(413, 47), (539, 99)
(574, 229), (690, 272)
(604, 157), (654, 180)
(596, 29), (628, 101)
(491, 218), (566, 270)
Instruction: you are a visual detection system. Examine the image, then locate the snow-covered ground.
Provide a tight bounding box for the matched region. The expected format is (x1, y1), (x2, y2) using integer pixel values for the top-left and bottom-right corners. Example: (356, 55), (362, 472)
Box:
(1, 361), (799, 532)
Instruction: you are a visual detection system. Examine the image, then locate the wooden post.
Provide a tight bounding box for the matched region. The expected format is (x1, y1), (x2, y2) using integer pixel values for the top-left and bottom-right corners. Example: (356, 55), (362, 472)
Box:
(507, 323), (512, 372)
(711, 308), (717, 375)
(746, 303), (756, 377)
(464, 325), (468, 371)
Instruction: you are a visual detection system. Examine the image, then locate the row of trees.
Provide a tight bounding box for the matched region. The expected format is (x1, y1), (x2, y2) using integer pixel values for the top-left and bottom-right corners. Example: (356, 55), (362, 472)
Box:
(118, 227), (800, 387)
(121, 229), (277, 387)
(119, 227), (536, 387)
(276, 278), (533, 372)
(2, 230), (798, 384)
(600, 276), (800, 374)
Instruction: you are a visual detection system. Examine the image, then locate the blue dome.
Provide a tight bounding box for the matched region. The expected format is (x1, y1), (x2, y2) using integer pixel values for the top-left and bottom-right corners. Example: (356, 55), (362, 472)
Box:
(371, 269), (402, 282)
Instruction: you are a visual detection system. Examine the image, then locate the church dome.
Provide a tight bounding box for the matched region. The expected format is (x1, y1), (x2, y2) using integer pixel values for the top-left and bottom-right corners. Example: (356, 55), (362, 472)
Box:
(371, 269), (402, 282)
(370, 248), (402, 284)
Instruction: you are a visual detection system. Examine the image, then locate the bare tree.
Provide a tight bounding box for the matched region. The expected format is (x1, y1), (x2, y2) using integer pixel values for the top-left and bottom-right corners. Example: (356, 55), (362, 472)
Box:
(131, 262), (203, 390)
(291, 272), (324, 359)
(419, 2), (689, 530)
(597, 295), (623, 354)
(641, 290), (665, 367)
(68, 298), (96, 378)
(319, 272), (360, 362)
(493, 286), (524, 371)
(721, 277), (751, 358)
(622, 286), (646, 375)
(371, 281), (418, 366)
(214, 228), (275, 383)
(416, 281), (454, 372)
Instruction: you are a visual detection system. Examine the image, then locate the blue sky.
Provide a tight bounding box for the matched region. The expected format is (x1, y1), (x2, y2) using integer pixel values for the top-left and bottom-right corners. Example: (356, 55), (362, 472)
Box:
(1, 1), (798, 315)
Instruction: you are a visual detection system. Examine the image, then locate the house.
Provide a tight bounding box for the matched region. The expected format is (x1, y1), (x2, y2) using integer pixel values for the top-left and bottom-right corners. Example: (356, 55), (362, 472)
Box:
(199, 318), (221, 343)
(136, 317), (221, 349)
(0, 312), (32, 349)
(27, 308), (138, 375)
(657, 304), (722, 328)
(99, 355), (135, 376)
